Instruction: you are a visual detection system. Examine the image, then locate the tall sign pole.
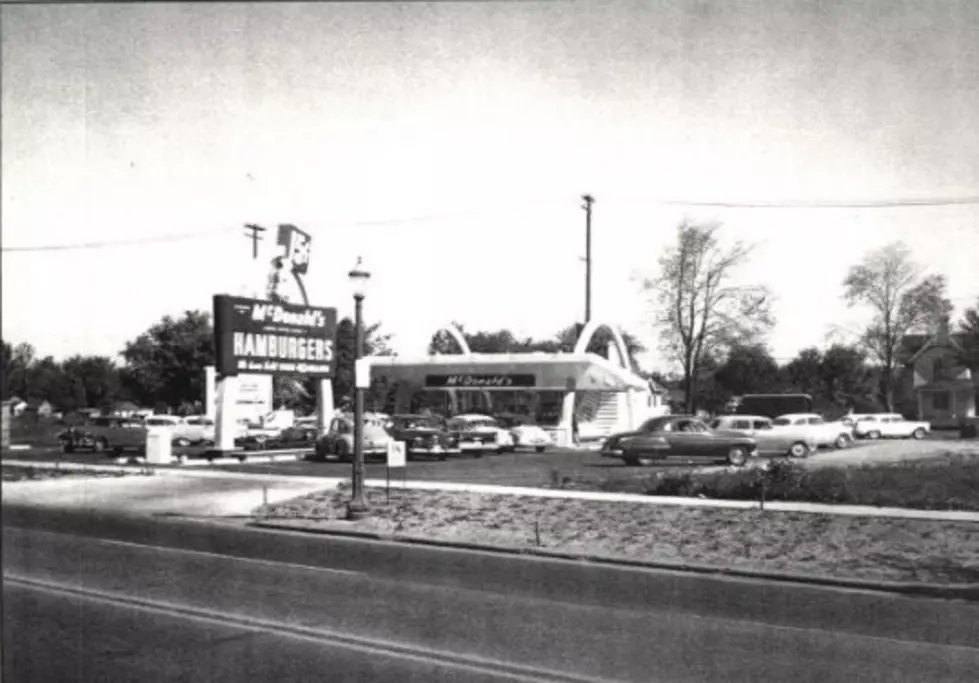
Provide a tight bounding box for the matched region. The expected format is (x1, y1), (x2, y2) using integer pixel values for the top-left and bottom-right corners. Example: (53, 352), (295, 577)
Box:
(582, 194), (594, 323)
(244, 223), (266, 260)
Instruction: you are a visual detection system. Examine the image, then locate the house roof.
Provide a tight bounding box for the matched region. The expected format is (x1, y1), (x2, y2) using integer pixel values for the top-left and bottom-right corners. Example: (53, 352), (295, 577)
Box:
(903, 332), (969, 365)
(114, 400), (141, 411)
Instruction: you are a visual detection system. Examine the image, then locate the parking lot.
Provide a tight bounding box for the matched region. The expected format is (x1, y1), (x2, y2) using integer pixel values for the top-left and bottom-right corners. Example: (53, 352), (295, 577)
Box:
(9, 432), (975, 489)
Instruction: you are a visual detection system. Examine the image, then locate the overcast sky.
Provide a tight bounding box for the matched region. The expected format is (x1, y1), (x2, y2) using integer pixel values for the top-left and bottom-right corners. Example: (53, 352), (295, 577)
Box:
(3, 1), (978, 371)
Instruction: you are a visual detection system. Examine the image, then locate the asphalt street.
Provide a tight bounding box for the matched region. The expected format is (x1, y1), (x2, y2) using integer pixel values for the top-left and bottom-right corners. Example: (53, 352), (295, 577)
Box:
(4, 514), (978, 683)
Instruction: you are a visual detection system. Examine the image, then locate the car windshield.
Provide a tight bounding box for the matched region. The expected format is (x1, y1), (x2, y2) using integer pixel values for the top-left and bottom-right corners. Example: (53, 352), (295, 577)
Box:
(709, 419), (722, 429)
(640, 417), (674, 432)
(400, 418), (440, 430)
(773, 418), (792, 426)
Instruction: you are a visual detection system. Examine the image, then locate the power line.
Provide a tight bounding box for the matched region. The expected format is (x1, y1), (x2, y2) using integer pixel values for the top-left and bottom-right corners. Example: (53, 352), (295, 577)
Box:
(1, 226), (239, 253)
(656, 196), (979, 209)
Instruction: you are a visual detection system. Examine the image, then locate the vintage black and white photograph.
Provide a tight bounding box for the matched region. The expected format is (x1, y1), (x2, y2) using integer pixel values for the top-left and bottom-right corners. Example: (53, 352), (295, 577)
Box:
(2, 1), (978, 681)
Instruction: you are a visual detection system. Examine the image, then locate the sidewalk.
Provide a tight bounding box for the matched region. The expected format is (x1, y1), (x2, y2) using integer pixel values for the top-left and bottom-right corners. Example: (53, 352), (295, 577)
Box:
(5, 458), (979, 522)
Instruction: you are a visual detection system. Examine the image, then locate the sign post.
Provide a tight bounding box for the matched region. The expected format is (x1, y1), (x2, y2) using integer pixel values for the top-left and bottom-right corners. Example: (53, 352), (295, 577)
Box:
(386, 440), (406, 503)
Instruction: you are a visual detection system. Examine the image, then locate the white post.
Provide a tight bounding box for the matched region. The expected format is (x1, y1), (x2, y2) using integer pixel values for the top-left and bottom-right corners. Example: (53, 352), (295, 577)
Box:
(559, 391), (576, 448)
(204, 366), (217, 420)
(214, 375), (239, 452)
(316, 378), (334, 433)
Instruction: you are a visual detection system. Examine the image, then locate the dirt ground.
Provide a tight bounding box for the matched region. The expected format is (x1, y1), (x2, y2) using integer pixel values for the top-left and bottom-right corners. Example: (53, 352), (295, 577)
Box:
(259, 487), (979, 586)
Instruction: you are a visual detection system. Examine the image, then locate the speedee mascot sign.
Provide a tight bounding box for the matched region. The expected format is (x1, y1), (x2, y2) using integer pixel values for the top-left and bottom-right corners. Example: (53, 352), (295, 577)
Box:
(213, 296), (338, 377)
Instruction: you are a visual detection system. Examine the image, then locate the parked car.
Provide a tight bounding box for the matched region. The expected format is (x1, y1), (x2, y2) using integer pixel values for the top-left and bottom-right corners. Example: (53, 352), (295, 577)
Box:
(182, 416), (216, 445)
(710, 415), (816, 458)
(447, 414), (515, 454)
(601, 415), (758, 467)
(59, 416), (147, 455)
(495, 413), (552, 452)
(385, 414), (460, 460)
(313, 413), (393, 461)
(849, 413), (931, 440)
(770, 413), (853, 449)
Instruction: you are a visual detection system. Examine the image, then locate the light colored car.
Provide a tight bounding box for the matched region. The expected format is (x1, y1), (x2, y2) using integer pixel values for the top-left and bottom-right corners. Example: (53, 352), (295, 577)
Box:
(448, 414), (516, 454)
(144, 415), (195, 447)
(710, 415), (816, 458)
(182, 416), (216, 444)
(770, 413), (853, 449)
(849, 413), (930, 440)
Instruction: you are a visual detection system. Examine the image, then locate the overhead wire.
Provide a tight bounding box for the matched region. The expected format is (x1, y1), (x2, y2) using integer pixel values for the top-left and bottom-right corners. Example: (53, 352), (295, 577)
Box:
(3, 193), (978, 252)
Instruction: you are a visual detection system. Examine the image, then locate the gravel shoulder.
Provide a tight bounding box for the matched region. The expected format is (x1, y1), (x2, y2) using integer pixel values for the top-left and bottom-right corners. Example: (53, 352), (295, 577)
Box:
(257, 486), (979, 586)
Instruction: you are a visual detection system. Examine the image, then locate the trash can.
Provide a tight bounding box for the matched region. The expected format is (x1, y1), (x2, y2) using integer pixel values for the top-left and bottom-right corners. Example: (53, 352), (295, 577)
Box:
(145, 426), (173, 464)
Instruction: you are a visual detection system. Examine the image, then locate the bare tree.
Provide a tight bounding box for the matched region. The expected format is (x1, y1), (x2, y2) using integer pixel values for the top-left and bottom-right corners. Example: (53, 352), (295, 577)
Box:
(842, 241), (952, 411)
(642, 221), (773, 414)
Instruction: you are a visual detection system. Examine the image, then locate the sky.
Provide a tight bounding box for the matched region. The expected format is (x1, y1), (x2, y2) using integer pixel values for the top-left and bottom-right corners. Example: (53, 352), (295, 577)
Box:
(3, 0), (978, 372)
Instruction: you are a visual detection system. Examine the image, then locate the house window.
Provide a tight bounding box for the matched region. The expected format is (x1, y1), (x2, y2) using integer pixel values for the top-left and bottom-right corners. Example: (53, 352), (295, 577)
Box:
(932, 391), (950, 411)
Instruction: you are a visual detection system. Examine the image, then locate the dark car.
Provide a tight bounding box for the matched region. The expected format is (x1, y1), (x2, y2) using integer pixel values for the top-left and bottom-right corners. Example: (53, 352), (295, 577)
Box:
(387, 414), (461, 461)
(601, 415), (758, 467)
(59, 416), (147, 455)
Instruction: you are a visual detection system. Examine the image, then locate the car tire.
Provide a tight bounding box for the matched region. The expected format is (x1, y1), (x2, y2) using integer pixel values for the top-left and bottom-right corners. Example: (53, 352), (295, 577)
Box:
(335, 441), (350, 461)
(911, 428), (926, 440)
(867, 430), (881, 441)
(175, 437), (191, 448)
(61, 443), (75, 454)
(437, 452), (448, 461)
(834, 434), (852, 449)
(535, 446), (546, 453)
(622, 454), (640, 466)
(728, 446), (748, 467)
(788, 442), (809, 458)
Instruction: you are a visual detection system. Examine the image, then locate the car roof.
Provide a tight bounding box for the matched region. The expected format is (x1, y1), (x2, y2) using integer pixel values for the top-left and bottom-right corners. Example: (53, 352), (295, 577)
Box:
(718, 415), (769, 421)
(452, 414), (496, 421)
(775, 413), (819, 419)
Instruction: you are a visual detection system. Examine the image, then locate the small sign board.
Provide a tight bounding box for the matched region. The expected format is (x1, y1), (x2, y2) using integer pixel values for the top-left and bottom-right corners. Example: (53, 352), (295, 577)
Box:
(387, 440), (406, 468)
(355, 357), (372, 389)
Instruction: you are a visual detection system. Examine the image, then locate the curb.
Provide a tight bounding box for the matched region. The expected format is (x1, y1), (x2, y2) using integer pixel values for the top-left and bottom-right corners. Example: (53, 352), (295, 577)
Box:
(251, 519), (979, 602)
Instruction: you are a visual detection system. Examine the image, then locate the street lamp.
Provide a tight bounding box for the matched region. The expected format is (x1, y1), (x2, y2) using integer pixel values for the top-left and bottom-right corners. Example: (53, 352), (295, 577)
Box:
(346, 256), (371, 521)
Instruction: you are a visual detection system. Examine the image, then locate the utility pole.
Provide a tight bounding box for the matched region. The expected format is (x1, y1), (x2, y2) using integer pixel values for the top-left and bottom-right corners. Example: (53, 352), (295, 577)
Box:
(243, 223), (266, 260)
(581, 194), (595, 323)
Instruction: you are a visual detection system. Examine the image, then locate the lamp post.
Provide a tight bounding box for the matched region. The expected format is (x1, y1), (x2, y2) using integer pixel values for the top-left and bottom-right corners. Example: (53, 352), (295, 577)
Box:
(346, 257), (371, 521)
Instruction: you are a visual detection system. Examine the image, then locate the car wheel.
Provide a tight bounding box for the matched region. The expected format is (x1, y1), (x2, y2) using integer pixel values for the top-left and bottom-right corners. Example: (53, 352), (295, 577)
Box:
(788, 442), (809, 458)
(535, 446), (546, 453)
(866, 430), (881, 441)
(911, 428), (926, 440)
(437, 452), (448, 461)
(622, 454), (640, 466)
(175, 437), (191, 448)
(61, 443), (75, 454)
(727, 446), (748, 467)
(834, 434), (852, 449)
(335, 441), (350, 461)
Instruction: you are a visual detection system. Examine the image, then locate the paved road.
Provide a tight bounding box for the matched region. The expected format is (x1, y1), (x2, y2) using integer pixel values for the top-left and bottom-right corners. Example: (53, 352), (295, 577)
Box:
(4, 511), (978, 682)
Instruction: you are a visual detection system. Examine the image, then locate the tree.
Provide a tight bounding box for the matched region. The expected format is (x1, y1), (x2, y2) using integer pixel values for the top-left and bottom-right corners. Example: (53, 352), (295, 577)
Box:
(1, 341), (34, 400)
(783, 348), (823, 398)
(819, 344), (878, 415)
(24, 356), (70, 409)
(714, 344), (782, 399)
(553, 324), (646, 371)
(61, 355), (121, 411)
(121, 311), (215, 408)
(330, 319), (392, 411)
(955, 298), (979, 406)
(843, 242), (953, 411)
(642, 221), (774, 413)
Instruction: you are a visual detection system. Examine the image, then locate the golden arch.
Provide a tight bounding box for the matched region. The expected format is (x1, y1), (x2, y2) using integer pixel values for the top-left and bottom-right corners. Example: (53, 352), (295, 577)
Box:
(573, 320), (630, 369)
(432, 323), (472, 355)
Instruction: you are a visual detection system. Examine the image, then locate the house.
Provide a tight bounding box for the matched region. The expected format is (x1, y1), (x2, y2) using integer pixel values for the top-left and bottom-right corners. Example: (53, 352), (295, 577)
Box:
(901, 325), (977, 428)
(7, 397), (27, 417)
(111, 400), (142, 417)
(23, 399), (54, 419)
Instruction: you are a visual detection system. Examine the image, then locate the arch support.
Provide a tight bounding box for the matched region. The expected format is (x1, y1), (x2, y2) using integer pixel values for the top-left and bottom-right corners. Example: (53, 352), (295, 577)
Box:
(573, 320), (630, 369)
(432, 323), (472, 356)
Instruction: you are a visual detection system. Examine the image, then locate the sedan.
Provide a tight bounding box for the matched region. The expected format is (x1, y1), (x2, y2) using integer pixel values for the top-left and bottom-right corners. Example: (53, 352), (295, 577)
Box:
(601, 415), (758, 467)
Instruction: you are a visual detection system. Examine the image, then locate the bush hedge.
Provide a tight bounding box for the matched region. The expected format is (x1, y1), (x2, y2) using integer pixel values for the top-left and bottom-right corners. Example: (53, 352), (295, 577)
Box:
(599, 456), (979, 511)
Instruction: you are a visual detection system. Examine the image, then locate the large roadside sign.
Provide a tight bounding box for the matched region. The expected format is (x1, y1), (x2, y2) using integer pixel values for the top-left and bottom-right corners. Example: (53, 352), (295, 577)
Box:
(213, 295), (338, 377)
